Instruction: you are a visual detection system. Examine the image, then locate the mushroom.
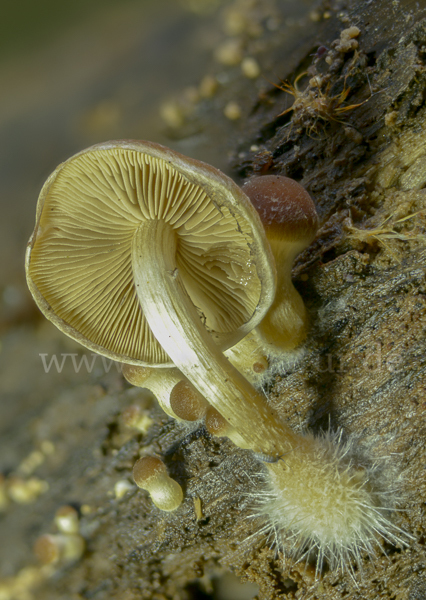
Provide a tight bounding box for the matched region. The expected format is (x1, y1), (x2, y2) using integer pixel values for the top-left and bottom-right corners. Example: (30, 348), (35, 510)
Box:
(26, 140), (274, 367)
(25, 140), (281, 452)
(169, 380), (209, 422)
(114, 479), (135, 499)
(242, 175), (319, 350)
(132, 456), (183, 511)
(121, 364), (189, 421)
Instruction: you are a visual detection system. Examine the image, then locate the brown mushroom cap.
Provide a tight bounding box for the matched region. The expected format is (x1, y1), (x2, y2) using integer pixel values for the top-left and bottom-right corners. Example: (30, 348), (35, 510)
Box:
(34, 534), (60, 564)
(205, 405), (229, 436)
(26, 140), (275, 367)
(205, 405), (251, 449)
(169, 380), (208, 421)
(34, 533), (84, 564)
(242, 175), (318, 245)
(54, 505), (80, 534)
(121, 364), (153, 386)
(132, 456), (166, 487)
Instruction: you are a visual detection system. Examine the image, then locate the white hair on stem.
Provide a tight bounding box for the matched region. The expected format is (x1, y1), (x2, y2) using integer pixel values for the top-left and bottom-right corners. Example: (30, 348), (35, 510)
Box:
(243, 428), (413, 580)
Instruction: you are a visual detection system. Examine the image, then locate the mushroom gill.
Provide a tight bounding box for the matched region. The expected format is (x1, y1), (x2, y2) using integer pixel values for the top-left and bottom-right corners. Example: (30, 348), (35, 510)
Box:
(28, 146), (264, 365)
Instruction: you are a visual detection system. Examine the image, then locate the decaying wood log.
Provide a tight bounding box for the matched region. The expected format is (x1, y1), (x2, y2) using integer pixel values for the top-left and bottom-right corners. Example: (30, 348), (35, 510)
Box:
(1, 1), (425, 599)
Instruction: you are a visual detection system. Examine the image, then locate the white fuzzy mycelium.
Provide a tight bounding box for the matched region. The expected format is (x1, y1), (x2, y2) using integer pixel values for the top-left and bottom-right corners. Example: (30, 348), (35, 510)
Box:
(248, 429), (412, 576)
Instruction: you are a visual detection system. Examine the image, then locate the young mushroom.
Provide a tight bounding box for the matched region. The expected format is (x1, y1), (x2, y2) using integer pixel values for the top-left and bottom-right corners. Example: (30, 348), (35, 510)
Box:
(205, 405), (251, 449)
(242, 175), (319, 351)
(121, 364), (190, 421)
(169, 380), (209, 422)
(133, 456), (183, 511)
(26, 141), (409, 573)
(54, 505), (80, 535)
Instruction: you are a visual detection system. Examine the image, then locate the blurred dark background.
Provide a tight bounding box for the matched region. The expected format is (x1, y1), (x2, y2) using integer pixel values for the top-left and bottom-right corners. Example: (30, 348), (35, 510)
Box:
(0, 0), (315, 326)
(0, 0), (244, 316)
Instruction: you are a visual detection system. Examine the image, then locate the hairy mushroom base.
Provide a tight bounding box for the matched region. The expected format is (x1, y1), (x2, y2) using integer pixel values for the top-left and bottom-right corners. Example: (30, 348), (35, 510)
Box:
(248, 430), (412, 577)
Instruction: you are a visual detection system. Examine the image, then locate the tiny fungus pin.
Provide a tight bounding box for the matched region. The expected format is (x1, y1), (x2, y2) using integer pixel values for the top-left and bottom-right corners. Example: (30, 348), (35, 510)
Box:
(132, 456), (183, 512)
(54, 505), (80, 534)
(7, 477), (48, 504)
(114, 479), (134, 499)
(121, 404), (153, 433)
(34, 533), (85, 565)
(242, 175), (318, 350)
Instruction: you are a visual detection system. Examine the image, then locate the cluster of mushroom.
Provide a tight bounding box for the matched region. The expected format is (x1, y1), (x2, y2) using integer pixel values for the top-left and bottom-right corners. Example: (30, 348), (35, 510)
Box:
(25, 141), (318, 448)
(26, 141), (408, 573)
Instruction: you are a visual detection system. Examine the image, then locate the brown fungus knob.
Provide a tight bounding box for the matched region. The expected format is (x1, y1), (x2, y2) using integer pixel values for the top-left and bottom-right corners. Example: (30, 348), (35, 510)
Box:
(169, 380), (208, 422)
(205, 406), (250, 449)
(121, 364), (153, 387)
(132, 456), (183, 512)
(242, 175), (319, 351)
(123, 365), (195, 421)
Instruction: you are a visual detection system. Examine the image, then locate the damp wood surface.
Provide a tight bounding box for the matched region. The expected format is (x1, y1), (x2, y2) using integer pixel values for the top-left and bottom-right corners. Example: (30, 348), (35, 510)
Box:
(1, 0), (426, 599)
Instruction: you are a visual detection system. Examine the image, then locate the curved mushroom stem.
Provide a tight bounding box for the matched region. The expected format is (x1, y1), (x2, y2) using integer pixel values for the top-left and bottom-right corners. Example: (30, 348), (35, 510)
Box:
(224, 330), (269, 383)
(122, 364), (188, 421)
(132, 219), (300, 456)
(257, 238), (309, 350)
(131, 220), (410, 570)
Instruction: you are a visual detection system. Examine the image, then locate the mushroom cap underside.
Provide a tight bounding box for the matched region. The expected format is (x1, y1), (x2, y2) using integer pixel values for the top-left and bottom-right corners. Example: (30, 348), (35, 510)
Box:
(26, 140), (275, 366)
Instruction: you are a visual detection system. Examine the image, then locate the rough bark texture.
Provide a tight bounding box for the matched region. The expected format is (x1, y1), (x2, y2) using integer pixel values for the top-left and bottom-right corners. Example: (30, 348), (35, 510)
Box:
(1, 0), (426, 599)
